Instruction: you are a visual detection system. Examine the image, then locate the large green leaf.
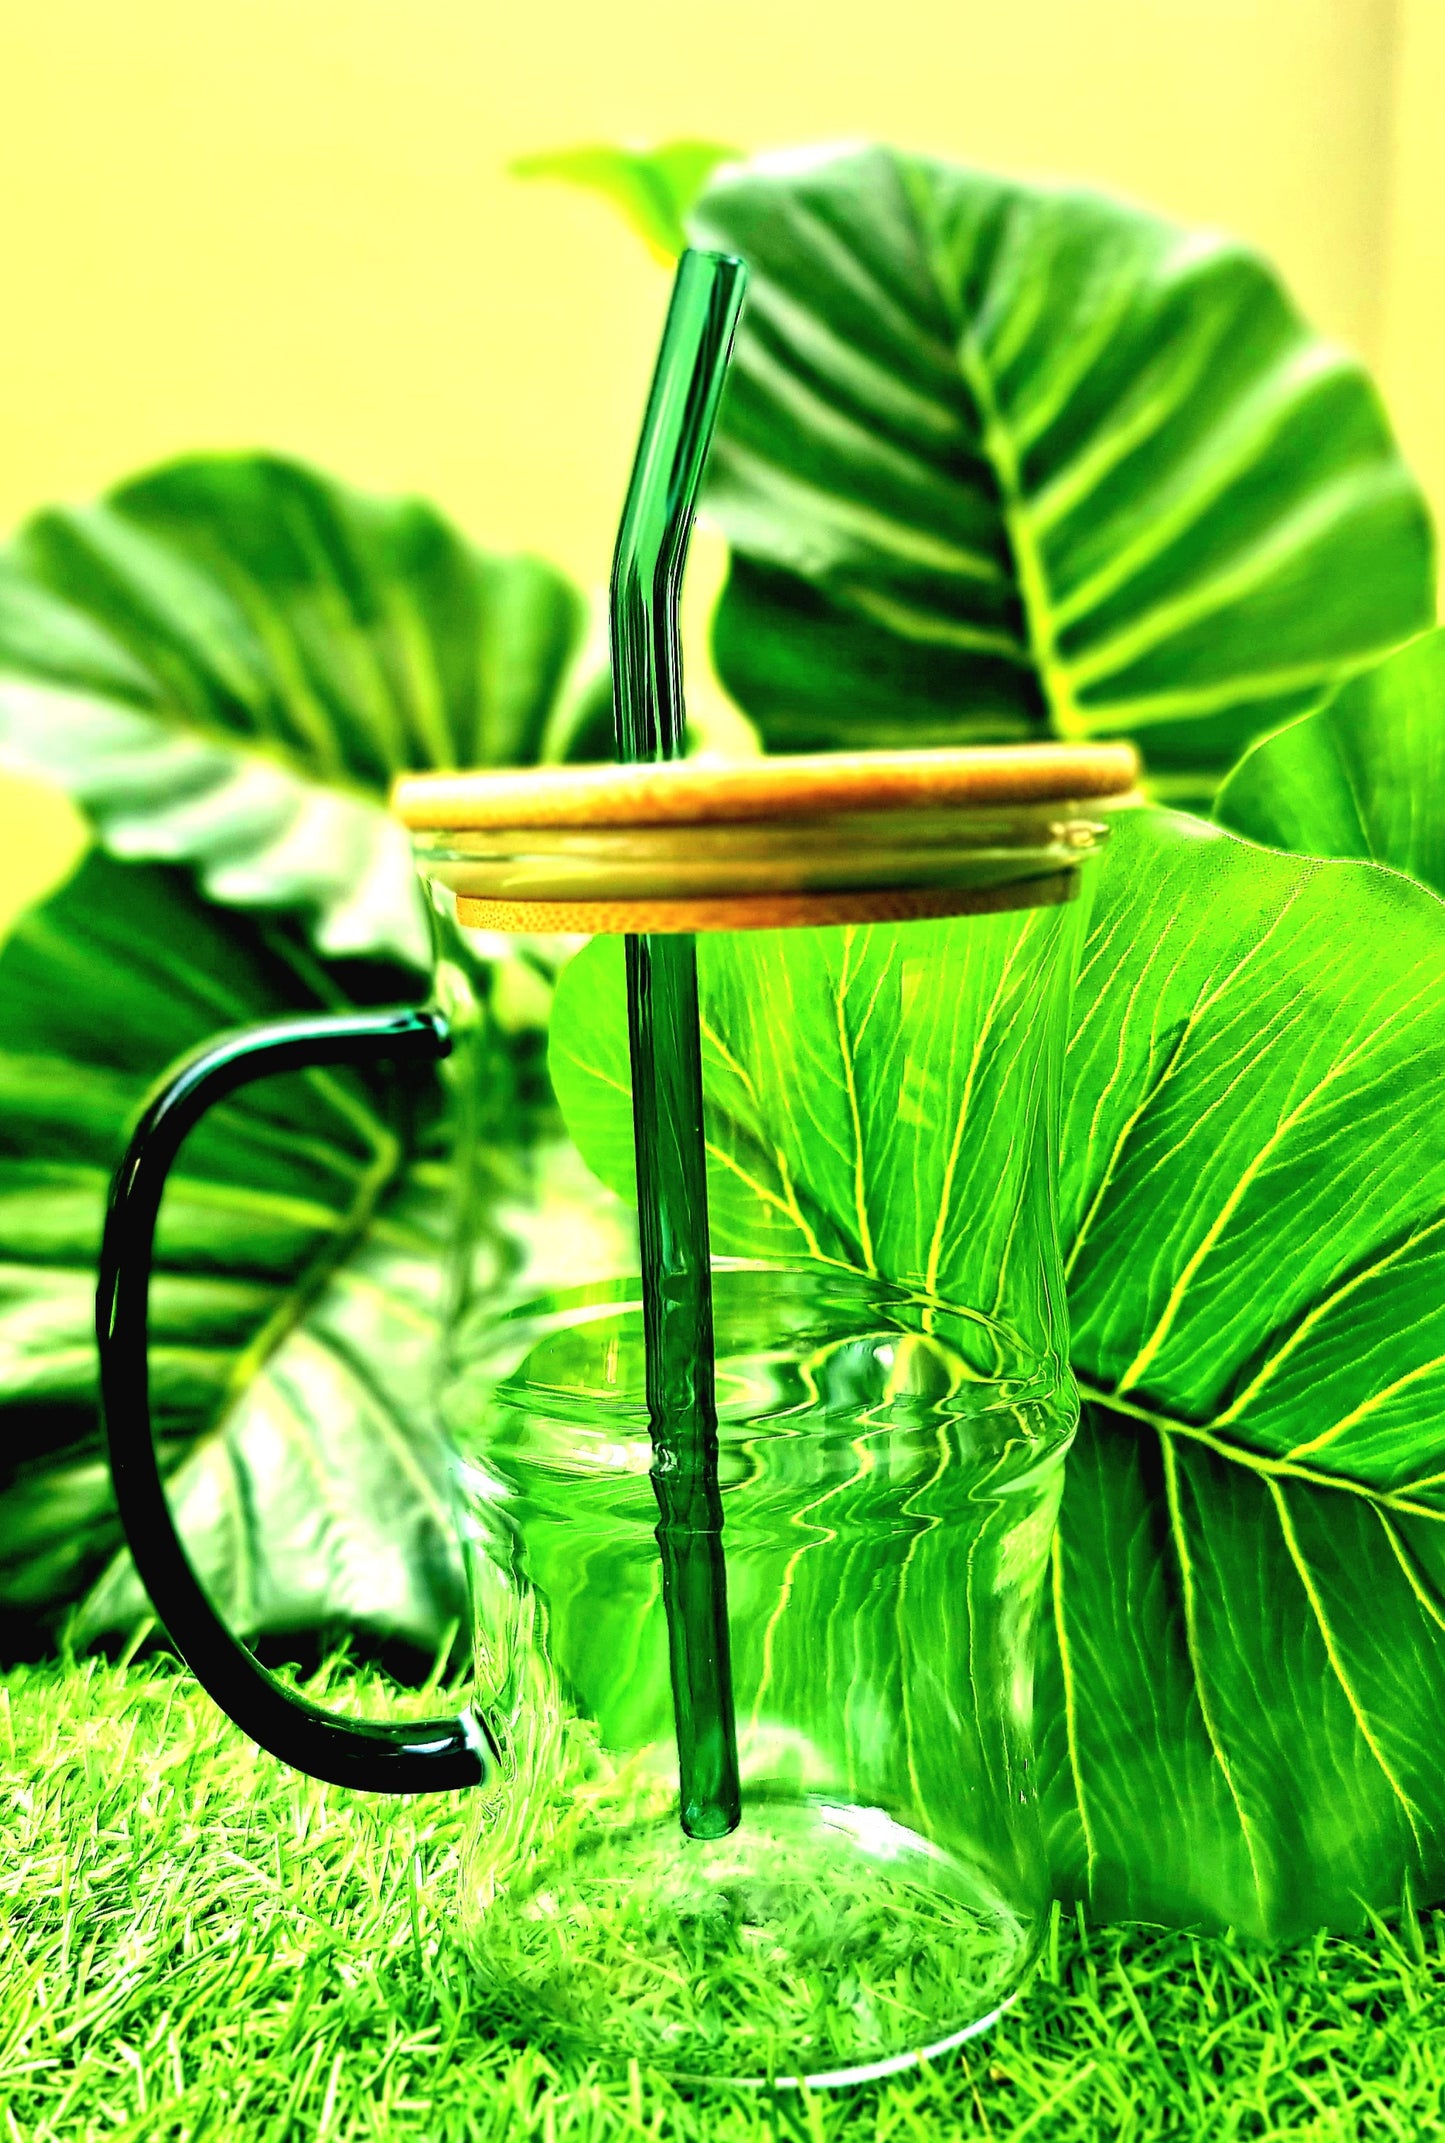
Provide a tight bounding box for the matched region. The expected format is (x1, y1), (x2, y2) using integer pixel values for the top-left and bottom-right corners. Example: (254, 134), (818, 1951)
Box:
(548, 809), (1445, 1934)
(0, 845), (467, 1657)
(0, 453), (612, 965)
(682, 145), (1434, 800)
(1215, 627), (1445, 893)
(0, 451), (619, 1652)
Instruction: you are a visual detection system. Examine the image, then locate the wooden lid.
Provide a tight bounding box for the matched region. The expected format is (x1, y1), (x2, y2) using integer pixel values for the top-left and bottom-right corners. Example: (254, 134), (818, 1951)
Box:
(393, 742), (1139, 831)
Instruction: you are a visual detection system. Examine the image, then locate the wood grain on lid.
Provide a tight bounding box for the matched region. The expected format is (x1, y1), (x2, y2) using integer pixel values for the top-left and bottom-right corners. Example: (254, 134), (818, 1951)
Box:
(394, 743), (1139, 831)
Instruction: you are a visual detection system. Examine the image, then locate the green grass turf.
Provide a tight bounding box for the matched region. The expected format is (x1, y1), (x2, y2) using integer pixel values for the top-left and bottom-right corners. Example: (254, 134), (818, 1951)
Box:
(3, 1646), (1443, 2141)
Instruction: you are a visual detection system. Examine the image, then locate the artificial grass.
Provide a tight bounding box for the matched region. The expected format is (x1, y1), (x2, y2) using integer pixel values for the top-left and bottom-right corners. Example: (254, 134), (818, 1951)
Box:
(2, 1646), (1443, 2141)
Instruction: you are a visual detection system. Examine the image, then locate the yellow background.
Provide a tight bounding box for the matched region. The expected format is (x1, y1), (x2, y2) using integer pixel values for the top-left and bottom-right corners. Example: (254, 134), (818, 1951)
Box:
(1, 0), (1441, 927)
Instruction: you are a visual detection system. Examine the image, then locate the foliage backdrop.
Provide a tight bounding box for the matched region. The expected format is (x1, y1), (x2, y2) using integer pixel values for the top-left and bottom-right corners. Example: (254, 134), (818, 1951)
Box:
(1, 143), (1442, 1939)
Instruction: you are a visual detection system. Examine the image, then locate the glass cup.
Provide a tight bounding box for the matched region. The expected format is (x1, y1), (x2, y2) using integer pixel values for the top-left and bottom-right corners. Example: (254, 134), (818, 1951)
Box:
(96, 742), (1134, 2087)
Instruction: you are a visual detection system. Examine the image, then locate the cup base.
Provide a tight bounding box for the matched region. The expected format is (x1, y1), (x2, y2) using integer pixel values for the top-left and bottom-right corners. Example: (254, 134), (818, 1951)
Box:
(462, 1791), (1039, 2086)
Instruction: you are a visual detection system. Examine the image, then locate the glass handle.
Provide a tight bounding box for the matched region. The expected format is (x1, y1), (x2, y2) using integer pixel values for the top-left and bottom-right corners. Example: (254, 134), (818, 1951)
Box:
(96, 1005), (494, 1794)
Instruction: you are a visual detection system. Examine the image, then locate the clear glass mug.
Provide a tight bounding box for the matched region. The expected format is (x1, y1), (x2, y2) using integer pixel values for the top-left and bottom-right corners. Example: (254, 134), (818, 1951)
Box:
(97, 743), (1133, 2087)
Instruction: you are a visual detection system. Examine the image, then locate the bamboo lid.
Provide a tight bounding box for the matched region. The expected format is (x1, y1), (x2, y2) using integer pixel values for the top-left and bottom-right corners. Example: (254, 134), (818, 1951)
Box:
(394, 742), (1138, 831)
(394, 743), (1139, 932)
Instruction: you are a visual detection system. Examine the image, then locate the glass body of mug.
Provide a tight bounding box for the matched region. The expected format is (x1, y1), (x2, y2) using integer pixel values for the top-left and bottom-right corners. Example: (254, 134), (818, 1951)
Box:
(410, 774), (1106, 2086)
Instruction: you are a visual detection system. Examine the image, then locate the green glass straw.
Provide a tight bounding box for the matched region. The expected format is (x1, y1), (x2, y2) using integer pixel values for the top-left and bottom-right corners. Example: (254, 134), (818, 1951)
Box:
(610, 247), (747, 1841)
